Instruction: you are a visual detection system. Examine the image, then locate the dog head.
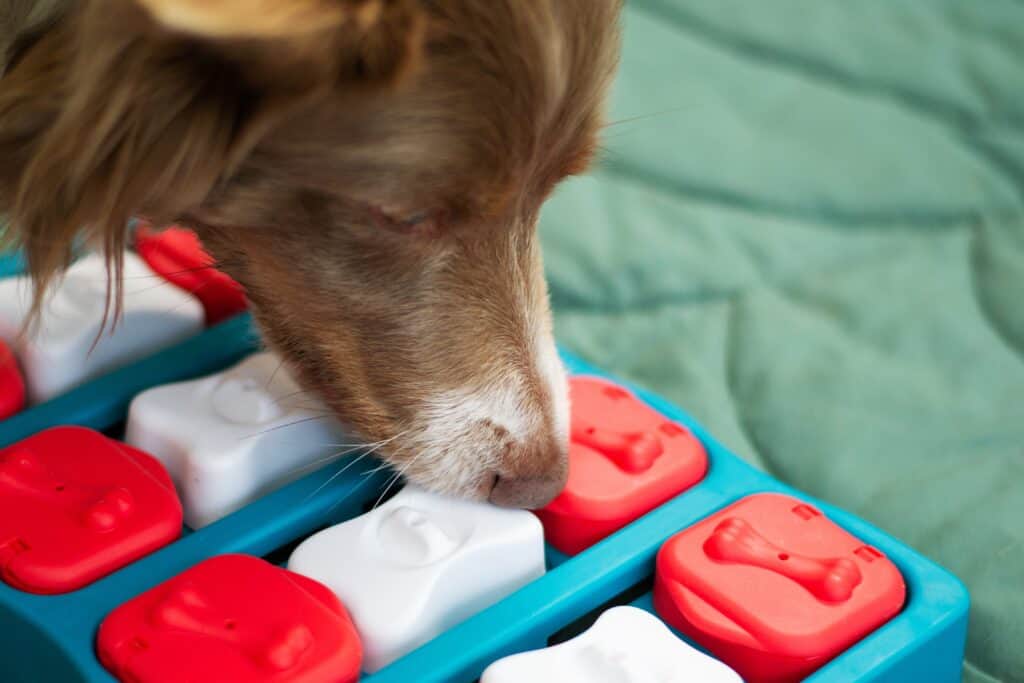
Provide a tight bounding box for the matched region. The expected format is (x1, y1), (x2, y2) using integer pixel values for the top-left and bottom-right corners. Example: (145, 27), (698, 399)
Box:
(0, 0), (623, 508)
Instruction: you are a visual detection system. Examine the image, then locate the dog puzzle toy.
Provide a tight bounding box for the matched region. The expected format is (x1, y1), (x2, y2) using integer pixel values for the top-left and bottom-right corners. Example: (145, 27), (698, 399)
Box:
(0, 242), (971, 683)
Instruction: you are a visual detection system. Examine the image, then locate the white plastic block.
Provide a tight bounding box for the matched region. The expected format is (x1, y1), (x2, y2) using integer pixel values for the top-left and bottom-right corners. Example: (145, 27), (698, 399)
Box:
(481, 606), (743, 683)
(0, 252), (204, 404)
(288, 485), (546, 673)
(125, 352), (349, 528)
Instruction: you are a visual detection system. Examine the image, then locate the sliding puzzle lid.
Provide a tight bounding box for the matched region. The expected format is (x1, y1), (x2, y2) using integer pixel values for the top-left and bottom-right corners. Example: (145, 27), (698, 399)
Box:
(97, 554), (362, 683)
(0, 426), (182, 594)
(537, 376), (707, 553)
(654, 493), (906, 681)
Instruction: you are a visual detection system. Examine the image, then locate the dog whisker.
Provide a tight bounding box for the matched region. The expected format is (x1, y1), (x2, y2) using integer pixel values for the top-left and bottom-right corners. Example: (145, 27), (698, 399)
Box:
(302, 428), (409, 502)
(116, 264), (219, 280)
(360, 461), (394, 477)
(264, 357), (286, 391)
(603, 105), (698, 128)
(238, 414), (331, 440)
(275, 442), (374, 482)
(156, 277), (216, 317)
(270, 388), (311, 402)
(370, 470), (403, 512)
(369, 445), (427, 512)
(301, 451), (373, 502)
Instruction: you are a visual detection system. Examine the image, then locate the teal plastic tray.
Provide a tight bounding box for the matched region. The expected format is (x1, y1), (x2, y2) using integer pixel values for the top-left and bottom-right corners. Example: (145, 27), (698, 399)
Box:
(0, 306), (969, 682)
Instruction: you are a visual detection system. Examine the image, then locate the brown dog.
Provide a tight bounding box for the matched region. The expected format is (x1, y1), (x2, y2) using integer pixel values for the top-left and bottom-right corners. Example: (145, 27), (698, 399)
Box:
(0, 0), (623, 509)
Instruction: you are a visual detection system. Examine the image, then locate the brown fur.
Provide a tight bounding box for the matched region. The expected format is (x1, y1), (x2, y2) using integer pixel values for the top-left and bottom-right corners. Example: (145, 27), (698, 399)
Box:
(0, 0), (623, 508)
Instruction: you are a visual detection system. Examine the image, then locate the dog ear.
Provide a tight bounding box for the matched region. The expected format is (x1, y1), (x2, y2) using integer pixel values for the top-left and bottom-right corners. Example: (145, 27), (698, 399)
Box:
(135, 0), (354, 38)
(134, 0), (425, 84)
(0, 0), (425, 323)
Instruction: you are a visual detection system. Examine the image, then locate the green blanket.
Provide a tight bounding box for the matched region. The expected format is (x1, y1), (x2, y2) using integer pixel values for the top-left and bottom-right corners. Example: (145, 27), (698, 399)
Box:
(539, 3), (1024, 681)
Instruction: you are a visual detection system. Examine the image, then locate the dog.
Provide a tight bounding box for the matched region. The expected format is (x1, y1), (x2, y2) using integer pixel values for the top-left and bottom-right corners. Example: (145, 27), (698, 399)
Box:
(0, 0), (623, 509)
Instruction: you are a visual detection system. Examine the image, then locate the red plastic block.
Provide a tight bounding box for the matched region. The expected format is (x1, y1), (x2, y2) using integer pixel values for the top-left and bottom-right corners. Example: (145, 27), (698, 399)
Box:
(0, 426), (182, 594)
(135, 225), (247, 325)
(535, 377), (708, 555)
(97, 555), (362, 683)
(653, 493), (906, 682)
(0, 340), (25, 420)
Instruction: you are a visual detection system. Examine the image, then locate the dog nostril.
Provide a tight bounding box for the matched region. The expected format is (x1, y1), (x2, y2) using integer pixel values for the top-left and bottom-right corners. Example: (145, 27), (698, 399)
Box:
(488, 471), (566, 510)
(485, 430), (569, 509)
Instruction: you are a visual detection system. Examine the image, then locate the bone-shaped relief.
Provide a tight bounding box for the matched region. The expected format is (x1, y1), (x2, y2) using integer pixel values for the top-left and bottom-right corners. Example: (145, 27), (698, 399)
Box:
(150, 585), (314, 672)
(703, 517), (863, 603)
(0, 449), (136, 532)
(571, 424), (663, 473)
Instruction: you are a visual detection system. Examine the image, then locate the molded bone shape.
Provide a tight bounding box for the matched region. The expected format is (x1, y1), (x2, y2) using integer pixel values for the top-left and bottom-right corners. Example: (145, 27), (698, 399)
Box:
(536, 376), (708, 555)
(0, 450), (137, 533)
(0, 427), (181, 594)
(654, 493), (906, 682)
(0, 252), (204, 404)
(97, 555), (362, 683)
(705, 518), (862, 603)
(0, 339), (25, 420)
(481, 606), (742, 683)
(135, 225), (248, 325)
(125, 352), (349, 528)
(288, 486), (545, 673)
(570, 423), (663, 474)
(152, 586), (314, 671)
(83, 488), (137, 533)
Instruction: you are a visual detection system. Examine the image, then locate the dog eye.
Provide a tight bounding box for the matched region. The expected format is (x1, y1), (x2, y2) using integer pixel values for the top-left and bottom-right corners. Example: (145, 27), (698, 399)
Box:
(401, 210), (430, 224)
(371, 207), (443, 237)
(401, 212), (431, 227)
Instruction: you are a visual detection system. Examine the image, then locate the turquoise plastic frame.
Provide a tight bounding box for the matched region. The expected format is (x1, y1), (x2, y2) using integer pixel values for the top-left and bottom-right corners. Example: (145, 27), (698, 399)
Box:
(0, 307), (969, 682)
(0, 251), (22, 279)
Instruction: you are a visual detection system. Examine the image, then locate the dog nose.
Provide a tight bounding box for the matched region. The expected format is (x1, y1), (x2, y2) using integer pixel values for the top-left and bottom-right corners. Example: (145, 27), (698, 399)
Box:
(488, 472), (566, 509)
(488, 438), (568, 509)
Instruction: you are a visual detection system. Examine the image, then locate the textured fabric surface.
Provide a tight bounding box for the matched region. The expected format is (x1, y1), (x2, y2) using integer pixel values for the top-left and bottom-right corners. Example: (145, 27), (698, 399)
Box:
(540, 3), (1024, 681)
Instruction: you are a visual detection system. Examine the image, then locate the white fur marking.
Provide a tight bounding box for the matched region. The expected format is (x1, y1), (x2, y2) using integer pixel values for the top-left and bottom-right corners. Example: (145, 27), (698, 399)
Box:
(407, 380), (534, 496)
(534, 326), (569, 443)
